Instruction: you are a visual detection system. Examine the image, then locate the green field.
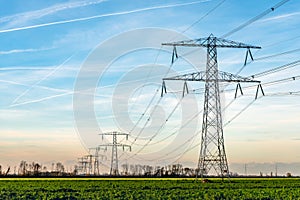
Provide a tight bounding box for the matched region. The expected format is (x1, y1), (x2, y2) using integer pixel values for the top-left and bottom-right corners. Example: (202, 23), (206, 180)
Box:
(0, 178), (300, 199)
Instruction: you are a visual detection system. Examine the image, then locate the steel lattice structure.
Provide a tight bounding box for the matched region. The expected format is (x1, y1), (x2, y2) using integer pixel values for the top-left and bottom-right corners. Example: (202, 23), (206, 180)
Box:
(99, 131), (131, 176)
(162, 34), (262, 177)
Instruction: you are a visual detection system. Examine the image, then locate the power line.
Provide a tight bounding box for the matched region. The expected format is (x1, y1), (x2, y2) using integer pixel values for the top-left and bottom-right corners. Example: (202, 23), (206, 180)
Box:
(255, 48), (300, 61)
(147, 74), (300, 162)
(264, 91), (300, 96)
(126, 91), (245, 162)
(125, 103), (203, 147)
(235, 36), (300, 75)
(131, 81), (300, 163)
(263, 75), (300, 86)
(130, 97), (163, 145)
(222, 0), (291, 38)
(129, 88), (160, 135)
(179, 0), (227, 35)
(223, 98), (259, 127)
(123, 0), (293, 165)
(125, 0), (227, 147)
(250, 60), (300, 78)
(127, 96), (188, 158)
(171, 96), (264, 164)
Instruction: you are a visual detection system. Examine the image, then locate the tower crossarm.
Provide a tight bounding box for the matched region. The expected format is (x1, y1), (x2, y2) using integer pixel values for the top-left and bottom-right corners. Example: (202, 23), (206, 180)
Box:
(163, 71), (261, 83)
(99, 131), (129, 136)
(162, 34), (261, 49)
(98, 144), (131, 148)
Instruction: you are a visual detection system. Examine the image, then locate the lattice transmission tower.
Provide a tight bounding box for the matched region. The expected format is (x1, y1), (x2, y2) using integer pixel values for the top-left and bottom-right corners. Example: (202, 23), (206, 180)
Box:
(99, 131), (131, 176)
(89, 147), (107, 175)
(162, 34), (263, 177)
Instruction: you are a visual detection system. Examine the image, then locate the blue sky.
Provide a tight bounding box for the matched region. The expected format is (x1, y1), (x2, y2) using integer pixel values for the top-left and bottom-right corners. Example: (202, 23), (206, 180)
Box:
(0, 0), (299, 174)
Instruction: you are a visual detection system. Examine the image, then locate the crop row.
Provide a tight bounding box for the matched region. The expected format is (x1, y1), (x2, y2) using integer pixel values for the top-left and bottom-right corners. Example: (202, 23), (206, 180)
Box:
(0, 178), (299, 199)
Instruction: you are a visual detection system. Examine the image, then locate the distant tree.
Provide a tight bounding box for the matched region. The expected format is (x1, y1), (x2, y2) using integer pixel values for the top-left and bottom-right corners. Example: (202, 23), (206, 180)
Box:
(18, 161), (27, 176)
(73, 166), (78, 176)
(121, 164), (128, 175)
(33, 163), (41, 175)
(286, 172), (292, 177)
(56, 162), (65, 173)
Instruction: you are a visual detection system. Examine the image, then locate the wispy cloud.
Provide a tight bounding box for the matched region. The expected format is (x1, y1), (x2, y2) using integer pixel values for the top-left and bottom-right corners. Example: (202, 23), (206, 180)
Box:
(0, 0), (107, 28)
(9, 92), (73, 108)
(0, 48), (51, 55)
(259, 11), (300, 23)
(0, 79), (71, 94)
(0, 0), (210, 33)
(0, 67), (56, 71)
(10, 53), (76, 105)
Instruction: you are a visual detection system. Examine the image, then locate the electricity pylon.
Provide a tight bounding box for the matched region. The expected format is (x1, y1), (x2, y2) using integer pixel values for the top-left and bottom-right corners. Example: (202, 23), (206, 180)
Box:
(162, 34), (263, 177)
(99, 131), (131, 176)
(89, 147), (107, 175)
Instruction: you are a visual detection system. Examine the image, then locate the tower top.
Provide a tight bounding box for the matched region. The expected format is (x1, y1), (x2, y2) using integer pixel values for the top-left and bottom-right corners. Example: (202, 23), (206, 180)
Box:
(162, 34), (261, 49)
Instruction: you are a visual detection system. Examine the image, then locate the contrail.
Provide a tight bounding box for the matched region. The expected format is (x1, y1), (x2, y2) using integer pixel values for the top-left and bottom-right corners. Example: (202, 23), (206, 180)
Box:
(9, 92), (74, 108)
(9, 89), (111, 107)
(0, 79), (70, 93)
(0, 0), (210, 33)
(0, 0), (107, 25)
(0, 67), (57, 71)
(11, 53), (76, 105)
(0, 48), (51, 55)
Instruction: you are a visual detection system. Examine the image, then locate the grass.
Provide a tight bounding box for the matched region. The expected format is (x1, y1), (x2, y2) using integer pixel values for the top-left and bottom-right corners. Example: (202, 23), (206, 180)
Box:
(0, 177), (299, 199)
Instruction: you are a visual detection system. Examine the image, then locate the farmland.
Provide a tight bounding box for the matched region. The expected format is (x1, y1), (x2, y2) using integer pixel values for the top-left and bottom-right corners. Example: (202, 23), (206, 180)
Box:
(0, 178), (300, 199)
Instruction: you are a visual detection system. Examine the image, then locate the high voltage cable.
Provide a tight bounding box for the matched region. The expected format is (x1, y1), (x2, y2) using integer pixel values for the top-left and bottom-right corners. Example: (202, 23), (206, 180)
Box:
(124, 0), (226, 148)
(171, 96), (263, 163)
(179, 0), (227, 35)
(250, 60), (300, 78)
(127, 96), (187, 158)
(221, 0), (291, 38)
(129, 99), (203, 147)
(127, 47), (300, 150)
(118, 87), (300, 164)
(174, 38), (300, 77)
(123, 0), (292, 162)
(232, 58), (300, 92)
(223, 98), (259, 126)
(126, 93), (244, 162)
(152, 96), (245, 161)
(171, 89), (300, 163)
(181, 73), (300, 96)
(265, 91), (300, 96)
(138, 76), (300, 162)
(263, 35), (300, 49)
(127, 108), (203, 147)
(126, 83), (300, 163)
(127, 47), (164, 136)
(151, 130), (200, 162)
(128, 97), (185, 146)
(128, 88), (160, 135)
(125, 0), (285, 147)
(130, 97), (163, 145)
(221, 75), (300, 94)
(255, 48), (300, 61)
(235, 35), (300, 75)
(263, 75), (300, 86)
(148, 107), (203, 146)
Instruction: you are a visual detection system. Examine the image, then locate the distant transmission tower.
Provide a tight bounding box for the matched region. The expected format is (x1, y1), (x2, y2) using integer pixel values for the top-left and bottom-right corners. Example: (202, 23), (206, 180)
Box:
(162, 34), (263, 177)
(99, 131), (131, 176)
(89, 147), (107, 175)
